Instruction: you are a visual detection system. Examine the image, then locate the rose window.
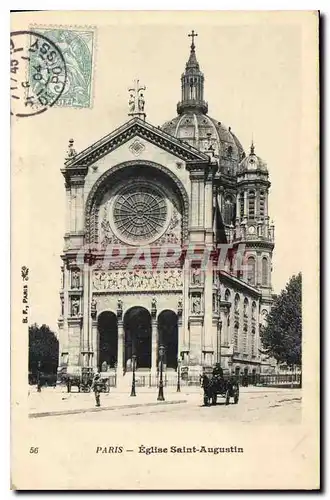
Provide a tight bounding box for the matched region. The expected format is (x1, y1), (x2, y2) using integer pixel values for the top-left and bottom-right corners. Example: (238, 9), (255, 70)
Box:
(111, 183), (169, 244)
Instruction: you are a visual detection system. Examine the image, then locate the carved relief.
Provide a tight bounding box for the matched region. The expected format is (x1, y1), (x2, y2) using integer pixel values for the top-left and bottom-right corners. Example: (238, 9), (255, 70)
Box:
(92, 268), (183, 291)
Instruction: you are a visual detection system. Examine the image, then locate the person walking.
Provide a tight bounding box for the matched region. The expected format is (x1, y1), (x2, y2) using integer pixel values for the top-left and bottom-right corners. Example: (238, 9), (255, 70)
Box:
(91, 372), (102, 407)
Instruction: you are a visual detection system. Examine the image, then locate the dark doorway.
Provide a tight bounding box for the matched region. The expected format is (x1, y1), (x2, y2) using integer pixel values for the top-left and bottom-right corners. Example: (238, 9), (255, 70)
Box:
(158, 310), (178, 370)
(124, 307), (151, 370)
(98, 311), (118, 371)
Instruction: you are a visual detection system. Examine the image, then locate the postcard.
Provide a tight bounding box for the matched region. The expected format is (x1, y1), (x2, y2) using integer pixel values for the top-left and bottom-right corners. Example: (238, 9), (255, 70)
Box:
(11, 10), (319, 490)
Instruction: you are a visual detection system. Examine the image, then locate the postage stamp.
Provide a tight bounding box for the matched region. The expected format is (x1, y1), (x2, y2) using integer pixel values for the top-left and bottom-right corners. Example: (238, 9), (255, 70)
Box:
(10, 30), (67, 117)
(29, 26), (95, 108)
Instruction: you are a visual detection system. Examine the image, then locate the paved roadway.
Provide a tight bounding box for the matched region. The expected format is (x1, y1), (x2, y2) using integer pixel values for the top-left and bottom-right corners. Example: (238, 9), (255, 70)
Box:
(46, 388), (301, 424)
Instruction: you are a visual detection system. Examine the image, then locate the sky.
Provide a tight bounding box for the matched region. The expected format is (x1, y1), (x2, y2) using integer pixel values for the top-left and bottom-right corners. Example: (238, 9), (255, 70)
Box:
(11, 11), (318, 332)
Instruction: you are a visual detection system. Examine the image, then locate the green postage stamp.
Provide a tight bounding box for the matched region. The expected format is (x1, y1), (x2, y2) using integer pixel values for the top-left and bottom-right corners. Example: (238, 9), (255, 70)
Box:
(29, 27), (95, 108)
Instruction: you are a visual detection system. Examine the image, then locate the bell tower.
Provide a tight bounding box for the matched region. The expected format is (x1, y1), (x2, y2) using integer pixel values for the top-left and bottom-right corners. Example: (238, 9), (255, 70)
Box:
(234, 142), (275, 304)
(177, 30), (208, 115)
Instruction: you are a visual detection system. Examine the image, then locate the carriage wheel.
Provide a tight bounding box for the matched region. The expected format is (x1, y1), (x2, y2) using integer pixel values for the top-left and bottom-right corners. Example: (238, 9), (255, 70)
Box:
(225, 390), (230, 405)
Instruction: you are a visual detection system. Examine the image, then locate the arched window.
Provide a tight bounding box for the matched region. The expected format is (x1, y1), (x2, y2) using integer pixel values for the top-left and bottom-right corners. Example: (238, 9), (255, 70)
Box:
(224, 196), (234, 225)
(252, 301), (257, 321)
(243, 297), (249, 317)
(234, 294), (240, 313)
(262, 257), (268, 286)
(234, 322), (239, 351)
(248, 190), (256, 218)
(247, 256), (256, 285)
(259, 191), (265, 217)
(239, 192), (244, 218)
(225, 289), (231, 302)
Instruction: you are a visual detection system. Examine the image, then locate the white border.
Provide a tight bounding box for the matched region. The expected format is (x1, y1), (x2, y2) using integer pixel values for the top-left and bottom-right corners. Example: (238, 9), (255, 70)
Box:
(3, 2), (327, 498)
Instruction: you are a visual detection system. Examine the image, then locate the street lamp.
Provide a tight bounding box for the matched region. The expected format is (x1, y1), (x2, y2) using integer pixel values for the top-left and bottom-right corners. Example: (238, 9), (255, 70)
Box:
(157, 344), (165, 401)
(176, 356), (181, 393)
(130, 354), (137, 397)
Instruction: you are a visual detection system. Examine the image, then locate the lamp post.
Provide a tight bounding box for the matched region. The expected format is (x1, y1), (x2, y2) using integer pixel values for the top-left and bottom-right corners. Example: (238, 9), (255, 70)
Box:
(130, 354), (136, 397)
(176, 356), (181, 393)
(157, 344), (165, 401)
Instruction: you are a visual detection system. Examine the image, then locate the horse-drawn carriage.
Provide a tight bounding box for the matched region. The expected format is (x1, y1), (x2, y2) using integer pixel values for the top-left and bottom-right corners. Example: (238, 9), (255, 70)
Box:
(61, 369), (110, 394)
(201, 367), (240, 406)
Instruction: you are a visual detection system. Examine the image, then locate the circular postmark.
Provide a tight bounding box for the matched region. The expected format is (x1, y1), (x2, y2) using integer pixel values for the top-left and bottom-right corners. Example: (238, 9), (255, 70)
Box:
(10, 30), (67, 117)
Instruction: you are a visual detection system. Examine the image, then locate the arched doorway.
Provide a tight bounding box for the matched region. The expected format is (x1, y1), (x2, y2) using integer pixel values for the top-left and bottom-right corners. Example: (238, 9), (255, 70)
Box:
(158, 310), (178, 370)
(124, 307), (151, 370)
(98, 311), (118, 371)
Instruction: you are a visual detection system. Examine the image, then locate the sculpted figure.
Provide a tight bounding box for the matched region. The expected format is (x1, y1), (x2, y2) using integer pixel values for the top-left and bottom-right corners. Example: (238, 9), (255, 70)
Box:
(72, 270), (80, 289)
(192, 266), (201, 285)
(71, 298), (80, 317)
(129, 93), (135, 112)
(192, 295), (201, 314)
(138, 92), (145, 112)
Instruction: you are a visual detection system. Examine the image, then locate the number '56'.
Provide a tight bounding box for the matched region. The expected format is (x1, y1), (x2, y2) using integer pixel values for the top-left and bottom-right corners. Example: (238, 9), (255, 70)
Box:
(30, 447), (39, 454)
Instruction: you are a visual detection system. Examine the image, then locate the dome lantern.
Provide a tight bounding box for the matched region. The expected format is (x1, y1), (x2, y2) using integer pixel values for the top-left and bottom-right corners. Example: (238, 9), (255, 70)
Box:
(177, 30), (208, 115)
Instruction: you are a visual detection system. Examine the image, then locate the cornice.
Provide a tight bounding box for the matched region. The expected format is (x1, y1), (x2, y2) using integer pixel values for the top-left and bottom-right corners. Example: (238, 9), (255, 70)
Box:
(64, 117), (209, 168)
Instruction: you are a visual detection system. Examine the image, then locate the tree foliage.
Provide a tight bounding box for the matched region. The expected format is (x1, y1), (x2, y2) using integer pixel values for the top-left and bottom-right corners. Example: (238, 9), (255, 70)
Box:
(260, 273), (302, 366)
(29, 323), (59, 375)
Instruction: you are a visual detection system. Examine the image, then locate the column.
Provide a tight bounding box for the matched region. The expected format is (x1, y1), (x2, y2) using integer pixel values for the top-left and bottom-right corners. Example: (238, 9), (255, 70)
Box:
(65, 186), (71, 233)
(151, 318), (158, 373)
(91, 318), (98, 369)
(82, 263), (90, 354)
(117, 320), (124, 375)
(236, 192), (240, 220)
(243, 190), (248, 217)
(204, 176), (213, 244)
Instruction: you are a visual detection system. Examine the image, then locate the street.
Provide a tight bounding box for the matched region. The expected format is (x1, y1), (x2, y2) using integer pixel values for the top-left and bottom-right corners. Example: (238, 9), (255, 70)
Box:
(30, 387), (302, 424)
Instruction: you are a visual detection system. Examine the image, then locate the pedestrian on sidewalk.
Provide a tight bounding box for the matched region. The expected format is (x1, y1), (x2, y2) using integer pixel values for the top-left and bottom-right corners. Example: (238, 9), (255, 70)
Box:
(91, 372), (102, 407)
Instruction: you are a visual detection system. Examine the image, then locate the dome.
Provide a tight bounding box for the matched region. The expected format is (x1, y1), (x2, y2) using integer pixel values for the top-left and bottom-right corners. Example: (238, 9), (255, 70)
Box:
(237, 142), (268, 173)
(162, 113), (244, 162)
(160, 32), (244, 165)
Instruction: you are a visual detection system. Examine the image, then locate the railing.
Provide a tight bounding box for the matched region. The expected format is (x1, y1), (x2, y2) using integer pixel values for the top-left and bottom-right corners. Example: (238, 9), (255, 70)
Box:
(238, 373), (301, 388)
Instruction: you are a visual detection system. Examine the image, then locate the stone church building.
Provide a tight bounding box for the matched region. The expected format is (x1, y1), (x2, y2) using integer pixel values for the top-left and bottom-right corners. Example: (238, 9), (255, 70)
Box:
(58, 33), (276, 382)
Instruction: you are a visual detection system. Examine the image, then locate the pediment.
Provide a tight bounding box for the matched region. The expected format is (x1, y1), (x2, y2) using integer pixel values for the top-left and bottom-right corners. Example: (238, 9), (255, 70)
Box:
(65, 117), (209, 168)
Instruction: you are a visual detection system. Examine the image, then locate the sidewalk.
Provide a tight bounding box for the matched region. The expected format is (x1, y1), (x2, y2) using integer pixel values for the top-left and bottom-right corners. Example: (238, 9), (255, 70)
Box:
(28, 385), (299, 418)
(28, 387), (189, 418)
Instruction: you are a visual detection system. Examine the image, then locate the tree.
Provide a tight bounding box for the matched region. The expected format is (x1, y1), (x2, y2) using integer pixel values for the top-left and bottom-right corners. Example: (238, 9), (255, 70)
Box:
(29, 323), (59, 375)
(260, 273), (302, 367)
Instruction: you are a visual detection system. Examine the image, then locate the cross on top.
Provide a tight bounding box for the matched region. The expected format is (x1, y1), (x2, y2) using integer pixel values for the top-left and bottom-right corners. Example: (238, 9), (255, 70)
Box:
(188, 30), (198, 49)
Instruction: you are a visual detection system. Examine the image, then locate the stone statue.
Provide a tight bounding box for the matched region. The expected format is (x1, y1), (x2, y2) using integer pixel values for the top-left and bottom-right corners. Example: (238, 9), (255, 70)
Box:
(138, 92), (145, 112)
(192, 295), (201, 314)
(178, 297), (183, 310)
(128, 93), (135, 112)
(151, 296), (157, 310)
(117, 298), (123, 312)
(192, 267), (201, 285)
(101, 361), (107, 372)
(71, 270), (80, 289)
(71, 298), (80, 317)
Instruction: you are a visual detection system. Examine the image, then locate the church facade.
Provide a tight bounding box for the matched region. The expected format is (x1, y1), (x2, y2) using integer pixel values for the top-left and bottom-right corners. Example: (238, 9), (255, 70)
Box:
(58, 33), (276, 381)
